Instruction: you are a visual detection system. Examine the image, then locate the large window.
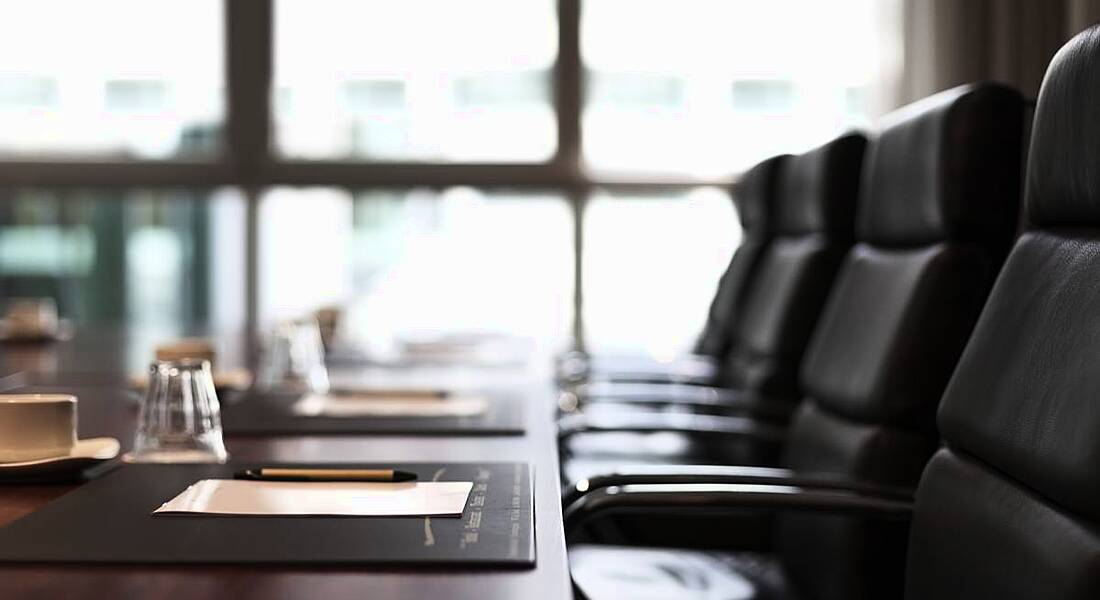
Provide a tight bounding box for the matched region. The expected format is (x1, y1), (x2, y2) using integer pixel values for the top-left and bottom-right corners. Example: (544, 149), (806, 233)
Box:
(259, 188), (573, 348)
(0, 0), (224, 159)
(583, 0), (879, 177)
(274, 0), (558, 162)
(583, 188), (738, 355)
(0, 0), (888, 354)
(0, 188), (244, 327)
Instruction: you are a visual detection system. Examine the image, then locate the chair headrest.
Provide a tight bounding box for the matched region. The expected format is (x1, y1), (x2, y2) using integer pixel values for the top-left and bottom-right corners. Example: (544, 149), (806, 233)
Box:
(774, 133), (866, 239)
(732, 154), (788, 236)
(858, 83), (1027, 247)
(1026, 26), (1100, 227)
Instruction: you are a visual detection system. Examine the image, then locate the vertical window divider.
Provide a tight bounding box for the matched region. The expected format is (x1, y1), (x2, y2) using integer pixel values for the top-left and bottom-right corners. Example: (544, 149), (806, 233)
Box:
(225, 0), (273, 342)
(556, 0), (587, 351)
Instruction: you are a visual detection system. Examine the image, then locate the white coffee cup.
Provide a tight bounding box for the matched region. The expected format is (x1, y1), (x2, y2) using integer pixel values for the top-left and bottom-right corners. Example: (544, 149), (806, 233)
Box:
(0, 394), (77, 462)
(5, 297), (59, 338)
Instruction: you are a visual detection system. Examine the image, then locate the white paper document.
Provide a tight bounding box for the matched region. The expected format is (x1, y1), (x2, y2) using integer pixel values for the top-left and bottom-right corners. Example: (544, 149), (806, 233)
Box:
(153, 479), (473, 517)
(292, 393), (489, 418)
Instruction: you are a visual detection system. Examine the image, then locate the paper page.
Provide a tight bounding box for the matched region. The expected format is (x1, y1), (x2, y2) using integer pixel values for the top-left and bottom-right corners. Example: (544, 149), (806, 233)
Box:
(153, 479), (473, 517)
(292, 393), (489, 418)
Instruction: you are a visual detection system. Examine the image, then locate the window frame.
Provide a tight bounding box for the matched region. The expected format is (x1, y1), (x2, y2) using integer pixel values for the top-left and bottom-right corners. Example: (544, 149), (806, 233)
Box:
(0, 0), (734, 350)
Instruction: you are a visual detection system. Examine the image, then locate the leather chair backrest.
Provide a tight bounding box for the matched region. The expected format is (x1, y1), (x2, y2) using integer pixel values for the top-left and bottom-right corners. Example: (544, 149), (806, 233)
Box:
(720, 133), (866, 409)
(694, 154), (786, 357)
(776, 83), (1027, 600)
(906, 26), (1100, 600)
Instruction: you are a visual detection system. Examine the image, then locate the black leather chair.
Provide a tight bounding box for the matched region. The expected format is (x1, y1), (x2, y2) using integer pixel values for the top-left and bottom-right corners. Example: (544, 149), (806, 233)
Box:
(565, 81), (1028, 600)
(906, 26), (1100, 599)
(560, 133), (866, 483)
(557, 154), (787, 387)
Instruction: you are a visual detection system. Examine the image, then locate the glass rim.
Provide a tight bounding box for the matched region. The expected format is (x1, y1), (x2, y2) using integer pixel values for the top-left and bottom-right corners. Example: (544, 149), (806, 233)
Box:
(149, 358), (212, 371)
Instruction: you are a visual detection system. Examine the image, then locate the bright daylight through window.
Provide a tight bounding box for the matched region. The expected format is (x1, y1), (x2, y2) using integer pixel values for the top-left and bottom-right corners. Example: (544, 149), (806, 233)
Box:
(0, 0), (889, 355)
(0, 0), (223, 158)
(583, 0), (883, 177)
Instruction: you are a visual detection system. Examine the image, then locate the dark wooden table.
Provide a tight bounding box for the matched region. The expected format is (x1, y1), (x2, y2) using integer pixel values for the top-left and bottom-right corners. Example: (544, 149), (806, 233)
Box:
(0, 329), (572, 600)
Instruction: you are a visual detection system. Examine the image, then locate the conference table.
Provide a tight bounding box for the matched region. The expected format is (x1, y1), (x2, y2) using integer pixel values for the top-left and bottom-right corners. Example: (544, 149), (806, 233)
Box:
(0, 327), (573, 600)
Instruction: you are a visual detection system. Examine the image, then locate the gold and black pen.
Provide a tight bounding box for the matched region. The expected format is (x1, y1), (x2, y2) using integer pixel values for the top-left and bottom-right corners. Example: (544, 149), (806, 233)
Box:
(233, 468), (419, 482)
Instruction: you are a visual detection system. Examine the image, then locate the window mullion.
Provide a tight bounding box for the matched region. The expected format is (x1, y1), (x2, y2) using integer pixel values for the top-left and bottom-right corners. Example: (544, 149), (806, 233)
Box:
(225, 0), (273, 185)
(555, 0), (583, 176)
(225, 0), (273, 338)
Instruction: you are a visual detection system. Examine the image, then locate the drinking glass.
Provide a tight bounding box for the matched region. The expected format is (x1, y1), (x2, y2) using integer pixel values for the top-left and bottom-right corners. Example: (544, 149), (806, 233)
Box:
(255, 318), (330, 394)
(125, 359), (228, 463)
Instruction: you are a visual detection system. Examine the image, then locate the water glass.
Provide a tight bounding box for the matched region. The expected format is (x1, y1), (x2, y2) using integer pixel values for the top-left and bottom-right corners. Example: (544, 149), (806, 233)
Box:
(125, 359), (228, 464)
(255, 318), (330, 394)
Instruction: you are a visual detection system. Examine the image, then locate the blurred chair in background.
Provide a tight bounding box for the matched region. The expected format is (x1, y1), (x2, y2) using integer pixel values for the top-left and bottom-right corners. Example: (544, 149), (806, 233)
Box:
(557, 154), (788, 388)
(560, 132), (868, 483)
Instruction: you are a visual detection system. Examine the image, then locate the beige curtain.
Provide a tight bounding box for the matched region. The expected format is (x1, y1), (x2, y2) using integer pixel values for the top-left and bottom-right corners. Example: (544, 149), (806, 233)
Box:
(898, 0), (1100, 103)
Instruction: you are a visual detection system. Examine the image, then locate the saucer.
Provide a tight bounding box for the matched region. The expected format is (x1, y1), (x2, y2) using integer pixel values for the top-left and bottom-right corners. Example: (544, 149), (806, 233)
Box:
(0, 319), (74, 344)
(0, 437), (120, 481)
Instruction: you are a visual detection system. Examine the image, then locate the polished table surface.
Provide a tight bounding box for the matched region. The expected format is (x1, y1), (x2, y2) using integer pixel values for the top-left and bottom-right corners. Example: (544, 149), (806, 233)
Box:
(0, 328), (572, 600)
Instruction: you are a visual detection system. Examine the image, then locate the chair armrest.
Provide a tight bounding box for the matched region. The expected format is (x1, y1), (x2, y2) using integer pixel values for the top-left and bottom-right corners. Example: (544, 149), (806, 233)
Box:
(562, 464), (915, 507)
(563, 482), (913, 539)
(556, 353), (718, 385)
(557, 412), (787, 446)
(591, 371), (716, 386)
(571, 382), (736, 407)
(561, 384), (795, 422)
(557, 386), (735, 413)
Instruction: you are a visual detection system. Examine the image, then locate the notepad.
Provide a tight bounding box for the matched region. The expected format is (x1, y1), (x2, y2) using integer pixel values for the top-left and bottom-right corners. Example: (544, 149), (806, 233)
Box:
(292, 393), (489, 418)
(153, 479), (473, 517)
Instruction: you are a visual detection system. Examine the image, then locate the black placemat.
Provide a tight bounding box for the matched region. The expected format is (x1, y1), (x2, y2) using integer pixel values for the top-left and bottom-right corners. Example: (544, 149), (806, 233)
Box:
(221, 391), (525, 436)
(0, 462), (534, 567)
